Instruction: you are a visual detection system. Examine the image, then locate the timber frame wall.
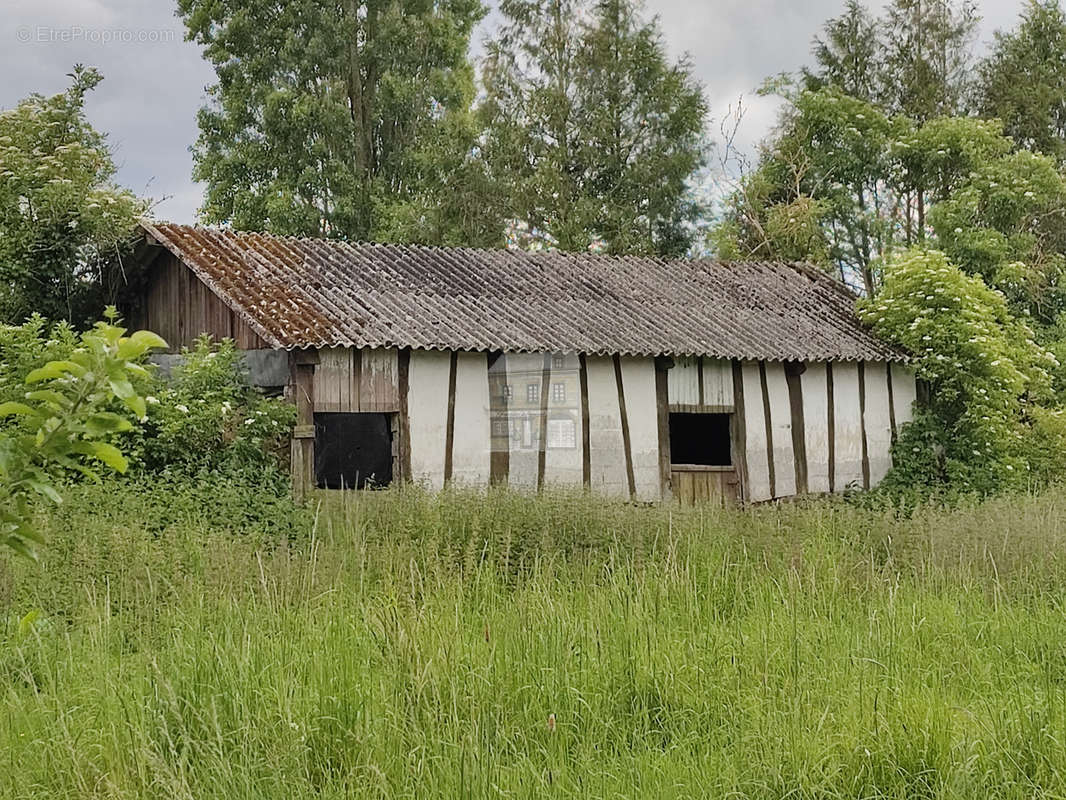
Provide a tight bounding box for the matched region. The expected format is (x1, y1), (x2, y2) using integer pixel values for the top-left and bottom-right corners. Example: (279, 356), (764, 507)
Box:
(293, 347), (916, 503)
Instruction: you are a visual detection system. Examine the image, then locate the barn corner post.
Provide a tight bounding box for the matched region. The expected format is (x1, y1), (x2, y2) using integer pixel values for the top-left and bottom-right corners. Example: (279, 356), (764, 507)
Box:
(289, 349), (320, 501)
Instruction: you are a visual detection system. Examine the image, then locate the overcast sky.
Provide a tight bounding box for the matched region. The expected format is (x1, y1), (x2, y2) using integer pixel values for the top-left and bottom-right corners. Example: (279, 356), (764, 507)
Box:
(2, 0), (1031, 224)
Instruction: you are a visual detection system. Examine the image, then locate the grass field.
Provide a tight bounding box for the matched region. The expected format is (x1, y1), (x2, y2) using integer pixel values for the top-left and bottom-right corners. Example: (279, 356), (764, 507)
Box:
(4, 484), (1066, 798)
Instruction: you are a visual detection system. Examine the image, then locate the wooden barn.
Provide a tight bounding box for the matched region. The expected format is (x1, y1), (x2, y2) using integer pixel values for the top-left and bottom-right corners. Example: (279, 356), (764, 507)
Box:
(129, 221), (914, 504)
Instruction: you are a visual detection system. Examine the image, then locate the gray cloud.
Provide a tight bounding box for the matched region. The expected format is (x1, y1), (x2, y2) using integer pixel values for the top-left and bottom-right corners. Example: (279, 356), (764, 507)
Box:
(0, 0), (1031, 224)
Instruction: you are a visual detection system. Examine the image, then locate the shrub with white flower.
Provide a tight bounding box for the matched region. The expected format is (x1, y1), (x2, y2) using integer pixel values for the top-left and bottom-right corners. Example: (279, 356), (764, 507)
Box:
(132, 336), (295, 480)
(859, 248), (1056, 496)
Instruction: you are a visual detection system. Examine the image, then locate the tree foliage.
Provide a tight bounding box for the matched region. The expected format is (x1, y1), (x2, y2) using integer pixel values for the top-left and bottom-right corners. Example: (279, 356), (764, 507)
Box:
(976, 0), (1066, 161)
(802, 0), (978, 119)
(479, 0), (708, 256)
(0, 67), (143, 325)
(179, 0), (493, 245)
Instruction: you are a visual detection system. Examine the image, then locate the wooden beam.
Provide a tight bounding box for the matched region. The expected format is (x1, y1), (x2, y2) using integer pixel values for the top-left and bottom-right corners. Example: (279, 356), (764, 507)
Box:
(443, 351), (458, 485)
(536, 353), (552, 490)
(397, 348), (411, 482)
(758, 361), (776, 499)
(579, 353), (591, 489)
(289, 351), (317, 501)
(667, 403), (734, 415)
(614, 354), (637, 500)
(859, 361), (870, 490)
(731, 360), (749, 504)
(827, 362), (836, 493)
(488, 351), (510, 486)
(886, 362), (897, 443)
(654, 356), (672, 502)
(785, 362), (808, 495)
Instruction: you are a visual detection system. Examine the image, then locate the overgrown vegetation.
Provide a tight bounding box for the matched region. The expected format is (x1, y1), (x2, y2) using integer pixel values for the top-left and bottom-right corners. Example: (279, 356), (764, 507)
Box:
(0, 321), (294, 555)
(713, 0), (1066, 499)
(0, 312), (164, 556)
(131, 336), (295, 486)
(4, 486), (1066, 797)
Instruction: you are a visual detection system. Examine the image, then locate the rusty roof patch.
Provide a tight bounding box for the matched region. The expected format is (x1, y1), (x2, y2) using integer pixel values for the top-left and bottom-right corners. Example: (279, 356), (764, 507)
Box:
(139, 221), (906, 363)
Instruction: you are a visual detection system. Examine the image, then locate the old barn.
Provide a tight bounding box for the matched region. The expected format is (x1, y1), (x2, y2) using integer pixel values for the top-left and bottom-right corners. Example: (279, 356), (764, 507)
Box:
(130, 221), (914, 504)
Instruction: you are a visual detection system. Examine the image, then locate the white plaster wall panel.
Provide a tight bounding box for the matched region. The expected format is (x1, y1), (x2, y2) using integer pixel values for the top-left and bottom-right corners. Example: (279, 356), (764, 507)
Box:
(585, 356), (629, 497)
(863, 362), (894, 486)
(542, 352), (585, 490)
(505, 352), (543, 489)
(667, 356), (700, 406)
(741, 362), (772, 502)
(832, 362), (865, 491)
(620, 356), (663, 501)
(763, 362), (797, 498)
(800, 362), (831, 494)
(407, 350), (451, 491)
(891, 364), (917, 427)
(701, 358), (735, 408)
(450, 352), (492, 486)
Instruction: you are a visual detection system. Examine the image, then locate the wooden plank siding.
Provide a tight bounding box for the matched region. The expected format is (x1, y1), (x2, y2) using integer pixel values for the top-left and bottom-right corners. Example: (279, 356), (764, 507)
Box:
(135, 252), (268, 351)
(312, 347), (401, 413)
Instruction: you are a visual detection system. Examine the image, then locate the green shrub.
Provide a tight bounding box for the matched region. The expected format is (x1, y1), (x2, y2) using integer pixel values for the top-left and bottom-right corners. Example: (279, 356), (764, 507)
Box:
(0, 312), (164, 555)
(133, 336), (295, 484)
(859, 248), (1057, 498)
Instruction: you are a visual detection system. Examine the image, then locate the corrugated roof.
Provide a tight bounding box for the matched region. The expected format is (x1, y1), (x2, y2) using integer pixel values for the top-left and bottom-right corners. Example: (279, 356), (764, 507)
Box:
(139, 221), (906, 362)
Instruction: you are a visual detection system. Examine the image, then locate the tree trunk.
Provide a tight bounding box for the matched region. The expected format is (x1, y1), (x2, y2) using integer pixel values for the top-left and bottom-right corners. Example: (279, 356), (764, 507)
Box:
(344, 0), (374, 236)
(916, 187), (925, 241)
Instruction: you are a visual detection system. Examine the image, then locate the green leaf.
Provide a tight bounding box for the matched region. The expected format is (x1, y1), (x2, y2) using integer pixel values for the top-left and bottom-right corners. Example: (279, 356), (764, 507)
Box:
(108, 376), (135, 400)
(17, 609), (41, 638)
(27, 480), (63, 505)
(25, 389), (72, 410)
(69, 441), (128, 473)
(85, 412), (134, 435)
(0, 401), (37, 418)
(26, 360), (87, 383)
(5, 535), (37, 561)
(117, 330), (168, 360)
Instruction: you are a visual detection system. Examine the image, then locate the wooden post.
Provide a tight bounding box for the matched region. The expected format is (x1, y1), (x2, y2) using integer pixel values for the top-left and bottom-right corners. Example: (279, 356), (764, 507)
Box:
(654, 356), (673, 502)
(290, 349), (319, 501)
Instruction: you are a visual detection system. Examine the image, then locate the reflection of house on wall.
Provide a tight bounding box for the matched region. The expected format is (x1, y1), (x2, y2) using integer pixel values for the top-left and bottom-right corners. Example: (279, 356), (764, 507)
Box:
(129, 221), (915, 505)
(488, 352), (582, 488)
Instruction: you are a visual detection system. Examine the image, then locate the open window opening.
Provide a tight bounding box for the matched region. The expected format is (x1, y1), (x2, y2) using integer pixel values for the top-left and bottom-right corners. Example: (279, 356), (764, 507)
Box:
(668, 412), (731, 467)
(314, 412), (394, 489)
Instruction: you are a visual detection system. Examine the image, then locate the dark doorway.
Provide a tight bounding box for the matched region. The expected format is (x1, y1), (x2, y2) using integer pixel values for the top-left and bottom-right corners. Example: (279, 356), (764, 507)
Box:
(314, 413), (394, 489)
(668, 412), (731, 466)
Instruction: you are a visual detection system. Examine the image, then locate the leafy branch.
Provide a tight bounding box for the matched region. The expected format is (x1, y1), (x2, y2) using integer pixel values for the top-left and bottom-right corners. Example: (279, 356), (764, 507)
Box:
(0, 309), (165, 557)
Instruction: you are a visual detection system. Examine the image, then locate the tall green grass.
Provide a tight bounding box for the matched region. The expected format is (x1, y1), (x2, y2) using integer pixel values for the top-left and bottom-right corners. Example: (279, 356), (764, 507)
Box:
(4, 484), (1066, 798)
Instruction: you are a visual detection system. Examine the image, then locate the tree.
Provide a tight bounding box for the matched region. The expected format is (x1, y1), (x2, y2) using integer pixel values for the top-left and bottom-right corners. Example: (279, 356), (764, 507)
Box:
(714, 89), (903, 294)
(711, 86), (1065, 304)
(802, 0), (883, 104)
(881, 0), (979, 121)
(0, 67), (143, 325)
(976, 0), (1066, 160)
(179, 0), (493, 244)
(479, 0), (708, 256)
